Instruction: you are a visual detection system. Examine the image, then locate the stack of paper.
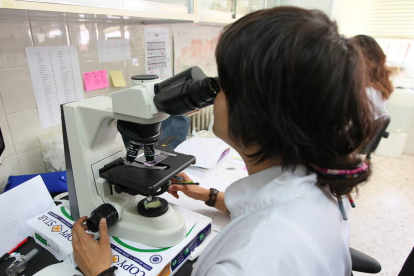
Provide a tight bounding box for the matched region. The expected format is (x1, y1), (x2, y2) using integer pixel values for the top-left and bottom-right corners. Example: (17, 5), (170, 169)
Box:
(175, 137), (230, 169)
(0, 176), (55, 256)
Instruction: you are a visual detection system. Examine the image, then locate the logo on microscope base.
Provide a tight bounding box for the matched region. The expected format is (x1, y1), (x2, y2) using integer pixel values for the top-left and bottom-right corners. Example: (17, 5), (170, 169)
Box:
(150, 255), (162, 264)
(51, 225), (63, 232)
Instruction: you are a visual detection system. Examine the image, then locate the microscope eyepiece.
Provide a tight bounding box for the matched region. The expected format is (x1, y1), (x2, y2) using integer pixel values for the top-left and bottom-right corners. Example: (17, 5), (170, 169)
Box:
(186, 77), (219, 107)
(153, 66), (220, 115)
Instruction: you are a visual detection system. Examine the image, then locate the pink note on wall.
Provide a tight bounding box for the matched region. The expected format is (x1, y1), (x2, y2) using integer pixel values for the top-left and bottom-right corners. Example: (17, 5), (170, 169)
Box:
(83, 70), (109, 91)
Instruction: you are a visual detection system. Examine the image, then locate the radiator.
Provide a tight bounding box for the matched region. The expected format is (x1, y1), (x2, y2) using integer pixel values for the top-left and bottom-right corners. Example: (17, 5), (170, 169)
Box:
(188, 105), (214, 133)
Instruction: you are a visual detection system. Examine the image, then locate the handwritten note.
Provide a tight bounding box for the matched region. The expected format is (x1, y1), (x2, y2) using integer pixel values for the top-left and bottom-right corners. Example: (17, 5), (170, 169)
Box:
(110, 71), (127, 87)
(83, 70), (109, 91)
(0, 175), (55, 255)
(97, 39), (131, 63)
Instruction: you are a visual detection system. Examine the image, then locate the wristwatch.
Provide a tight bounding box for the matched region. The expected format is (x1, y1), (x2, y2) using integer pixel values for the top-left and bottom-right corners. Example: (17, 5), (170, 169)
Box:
(205, 188), (219, 207)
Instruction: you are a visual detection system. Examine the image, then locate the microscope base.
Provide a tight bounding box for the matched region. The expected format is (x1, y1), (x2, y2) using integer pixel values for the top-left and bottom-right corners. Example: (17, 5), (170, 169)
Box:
(108, 199), (187, 248)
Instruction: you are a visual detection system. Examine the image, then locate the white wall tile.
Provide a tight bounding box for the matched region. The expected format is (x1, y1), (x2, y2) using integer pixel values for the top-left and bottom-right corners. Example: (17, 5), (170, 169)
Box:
(0, 8), (28, 18)
(98, 22), (124, 40)
(0, 67), (37, 114)
(0, 95), (4, 116)
(126, 56), (146, 87)
(29, 11), (69, 47)
(68, 20), (99, 61)
(0, 115), (16, 158)
(124, 24), (145, 56)
(7, 109), (50, 154)
(0, 16), (33, 69)
(17, 147), (47, 175)
(50, 125), (63, 134)
(79, 59), (102, 74)
(0, 156), (21, 193)
(28, 10), (65, 19)
(102, 60), (127, 94)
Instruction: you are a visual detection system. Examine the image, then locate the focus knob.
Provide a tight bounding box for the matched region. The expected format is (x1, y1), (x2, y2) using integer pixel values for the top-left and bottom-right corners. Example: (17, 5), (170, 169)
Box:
(86, 203), (121, 233)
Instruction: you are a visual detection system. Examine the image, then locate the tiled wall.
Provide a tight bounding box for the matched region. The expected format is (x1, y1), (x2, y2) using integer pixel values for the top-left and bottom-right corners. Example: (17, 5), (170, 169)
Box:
(0, 8), (175, 192)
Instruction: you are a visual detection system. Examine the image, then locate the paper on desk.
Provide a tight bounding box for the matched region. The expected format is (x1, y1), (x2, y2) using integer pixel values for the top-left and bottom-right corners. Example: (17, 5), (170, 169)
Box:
(175, 137), (230, 169)
(0, 175), (55, 255)
(227, 151), (245, 166)
(33, 262), (83, 276)
(161, 170), (232, 232)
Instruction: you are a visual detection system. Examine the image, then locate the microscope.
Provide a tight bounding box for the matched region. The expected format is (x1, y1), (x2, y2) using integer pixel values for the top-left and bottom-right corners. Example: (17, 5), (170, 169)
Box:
(62, 67), (219, 247)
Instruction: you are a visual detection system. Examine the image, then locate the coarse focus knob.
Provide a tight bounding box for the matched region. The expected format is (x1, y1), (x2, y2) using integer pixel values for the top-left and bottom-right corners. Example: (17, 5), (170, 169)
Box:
(86, 203), (121, 233)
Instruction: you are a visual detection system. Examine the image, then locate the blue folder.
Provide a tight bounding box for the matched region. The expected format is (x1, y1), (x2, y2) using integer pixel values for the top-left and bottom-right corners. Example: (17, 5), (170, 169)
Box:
(4, 171), (67, 194)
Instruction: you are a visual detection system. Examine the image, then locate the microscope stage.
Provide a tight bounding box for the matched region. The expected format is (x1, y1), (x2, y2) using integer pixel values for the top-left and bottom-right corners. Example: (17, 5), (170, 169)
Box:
(99, 150), (195, 196)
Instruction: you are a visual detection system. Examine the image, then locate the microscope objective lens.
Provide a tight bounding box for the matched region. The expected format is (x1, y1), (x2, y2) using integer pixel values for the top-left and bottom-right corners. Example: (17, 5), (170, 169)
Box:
(144, 144), (155, 162)
(126, 141), (140, 163)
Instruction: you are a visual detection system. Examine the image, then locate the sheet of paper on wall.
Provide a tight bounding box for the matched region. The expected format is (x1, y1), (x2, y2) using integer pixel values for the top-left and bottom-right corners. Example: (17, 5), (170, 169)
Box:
(25, 46), (84, 128)
(173, 25), (222, 77)
(110, 70), (127, 87)
(144, 27), (172, 80)
(174, 137), (230, 169)
(97, 39), (131, 63)
(0, 175), (55, 256)
(83, 70), (109, 91)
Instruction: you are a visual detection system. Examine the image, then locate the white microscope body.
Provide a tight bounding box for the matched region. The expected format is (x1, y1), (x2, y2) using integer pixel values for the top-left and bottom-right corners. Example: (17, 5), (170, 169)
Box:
(63, 67), (219, 248)
(63, 78), (185, 248)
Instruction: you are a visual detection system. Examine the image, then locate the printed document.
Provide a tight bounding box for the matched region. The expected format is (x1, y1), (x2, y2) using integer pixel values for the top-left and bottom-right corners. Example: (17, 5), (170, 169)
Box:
(0, 176), (55, 255)
(144, 27), (172, 80)
(25, 46), (83, 128)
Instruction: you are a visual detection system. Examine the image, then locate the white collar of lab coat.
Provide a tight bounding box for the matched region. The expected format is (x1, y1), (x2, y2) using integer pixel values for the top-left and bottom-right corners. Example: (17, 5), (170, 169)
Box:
(225, 165), (318, 218)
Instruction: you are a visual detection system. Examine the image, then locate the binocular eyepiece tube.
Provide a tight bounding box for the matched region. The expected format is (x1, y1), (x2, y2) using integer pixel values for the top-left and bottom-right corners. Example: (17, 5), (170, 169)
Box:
(154, 66), (220, 115)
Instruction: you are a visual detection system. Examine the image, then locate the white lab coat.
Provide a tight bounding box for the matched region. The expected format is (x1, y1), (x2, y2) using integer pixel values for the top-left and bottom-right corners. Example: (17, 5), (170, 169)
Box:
(367, 87), (388, 120)
(192, 165), (352, 276)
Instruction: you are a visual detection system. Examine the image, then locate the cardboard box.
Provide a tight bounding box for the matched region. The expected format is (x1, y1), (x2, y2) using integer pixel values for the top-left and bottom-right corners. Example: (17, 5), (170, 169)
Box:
(26, 205), (212, 275)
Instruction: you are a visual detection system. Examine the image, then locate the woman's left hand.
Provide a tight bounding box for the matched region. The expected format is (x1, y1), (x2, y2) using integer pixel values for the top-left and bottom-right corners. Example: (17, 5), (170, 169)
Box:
(72, 216), (112, 276)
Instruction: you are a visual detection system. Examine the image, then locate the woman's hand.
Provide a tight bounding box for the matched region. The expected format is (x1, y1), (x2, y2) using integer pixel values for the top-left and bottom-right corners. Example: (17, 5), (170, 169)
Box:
(72, 216), (112, 276)
(168, 172), (209, 201)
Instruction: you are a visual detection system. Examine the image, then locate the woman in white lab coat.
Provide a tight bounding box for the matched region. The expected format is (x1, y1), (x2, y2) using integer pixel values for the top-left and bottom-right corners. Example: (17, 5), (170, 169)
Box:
(351, 35), (394, 119)
(71, 7), (375, 276)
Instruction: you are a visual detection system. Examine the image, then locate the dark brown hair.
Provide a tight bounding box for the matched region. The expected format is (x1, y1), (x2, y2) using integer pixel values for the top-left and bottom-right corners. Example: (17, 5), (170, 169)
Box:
(215, 7), (375, 196)
(351, 35), (394, 99)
